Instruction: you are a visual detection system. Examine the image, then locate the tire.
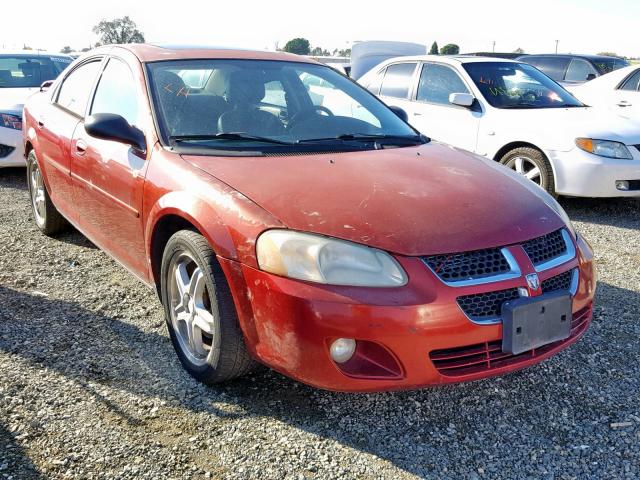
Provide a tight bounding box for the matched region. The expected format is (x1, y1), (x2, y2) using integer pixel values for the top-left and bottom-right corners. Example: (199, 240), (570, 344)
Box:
(160, 229), (255, 384)
(26, 149), (68, 236)
(499, 147), (556, 196)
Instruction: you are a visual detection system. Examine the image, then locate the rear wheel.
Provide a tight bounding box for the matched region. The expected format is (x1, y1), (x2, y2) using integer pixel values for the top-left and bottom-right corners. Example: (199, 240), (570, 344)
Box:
(26, 150), (68, 235)
(160, 230), (255, 384)
(499, 147), (556, 196)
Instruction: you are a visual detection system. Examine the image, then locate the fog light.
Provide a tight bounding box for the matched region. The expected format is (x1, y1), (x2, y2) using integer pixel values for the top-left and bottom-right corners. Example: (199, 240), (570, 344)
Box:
(616, 180), (629, 191)
(330, 338), (356, 363)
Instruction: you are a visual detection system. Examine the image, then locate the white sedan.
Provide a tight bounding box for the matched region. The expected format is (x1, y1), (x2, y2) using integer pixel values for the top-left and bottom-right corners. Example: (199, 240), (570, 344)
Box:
(0, 51), (72, 167)
(567, 64), (640, 113)
(358, 56), (640, 197)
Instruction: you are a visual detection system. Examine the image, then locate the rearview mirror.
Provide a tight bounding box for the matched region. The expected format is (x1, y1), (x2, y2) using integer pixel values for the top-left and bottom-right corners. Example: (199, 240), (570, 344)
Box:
(449, 92), (476, 108)
(388, 105), (408, 122)
(85, 113), (146, 152)
(586, 73), (596, 81)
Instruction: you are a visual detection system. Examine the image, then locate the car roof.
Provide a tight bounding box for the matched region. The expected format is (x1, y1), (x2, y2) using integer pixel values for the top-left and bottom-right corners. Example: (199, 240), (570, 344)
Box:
(379, 54), (520, 66)
(93, 43), (317, 64)
(0, 50), (72, 58)
(521, 53), (627, 62)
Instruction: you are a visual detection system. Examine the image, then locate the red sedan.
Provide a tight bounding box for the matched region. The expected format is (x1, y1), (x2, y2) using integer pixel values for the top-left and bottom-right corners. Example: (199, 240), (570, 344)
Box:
(22, 45), (596, 392)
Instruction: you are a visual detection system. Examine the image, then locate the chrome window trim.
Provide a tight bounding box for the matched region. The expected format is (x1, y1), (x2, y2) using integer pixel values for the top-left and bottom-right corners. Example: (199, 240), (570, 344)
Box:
(533, 229), (576, 273)
(423, 248), (521, 287)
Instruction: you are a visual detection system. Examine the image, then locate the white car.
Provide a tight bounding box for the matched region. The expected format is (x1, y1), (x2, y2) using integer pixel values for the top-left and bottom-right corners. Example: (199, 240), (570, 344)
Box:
(358, 55), (640, 197)
(567, 64), (640, 113)
(0, 51), (72, 167)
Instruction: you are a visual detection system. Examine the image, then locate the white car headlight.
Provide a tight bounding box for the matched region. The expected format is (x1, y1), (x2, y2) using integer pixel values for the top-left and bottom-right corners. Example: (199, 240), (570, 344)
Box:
(575, 138), (633, 159)
(256, 230), (407, 287)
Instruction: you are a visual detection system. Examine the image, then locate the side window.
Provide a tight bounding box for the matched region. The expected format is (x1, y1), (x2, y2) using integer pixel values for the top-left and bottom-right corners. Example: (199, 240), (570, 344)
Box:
(365, 69), (385, 95)
(263, 80), (286, 107)
(56, 60), (102, 117)
(532, 57), (571, 82)
(379, 63), (417, 99)
(417, 63), (469, 105)
(91, 58), (139, 127)
(619, 69), (640, 91)
(565, 59), (597, 83)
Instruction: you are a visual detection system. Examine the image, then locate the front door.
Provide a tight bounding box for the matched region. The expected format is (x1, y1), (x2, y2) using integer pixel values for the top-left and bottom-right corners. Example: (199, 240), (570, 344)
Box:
(70, 56), (148, 279)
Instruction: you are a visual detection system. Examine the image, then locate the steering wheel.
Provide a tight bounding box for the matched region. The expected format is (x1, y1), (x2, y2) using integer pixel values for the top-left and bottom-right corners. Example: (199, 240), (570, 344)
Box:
(520, 89), (541, 103)
(289, 105), (334, 125)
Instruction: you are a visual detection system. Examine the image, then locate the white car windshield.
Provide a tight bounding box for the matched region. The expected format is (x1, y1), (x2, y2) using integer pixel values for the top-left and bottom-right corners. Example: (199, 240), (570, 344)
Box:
(464, 62), (583, 109)
(0, 55), (72, 88)
(146, 59), (422, 152)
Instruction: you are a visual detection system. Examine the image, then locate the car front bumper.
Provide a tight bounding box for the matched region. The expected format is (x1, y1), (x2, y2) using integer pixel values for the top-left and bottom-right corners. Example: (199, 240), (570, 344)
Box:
(549, 147), (640, 197)
(219, 234), (596, 392)
(0, 126), (25, 167)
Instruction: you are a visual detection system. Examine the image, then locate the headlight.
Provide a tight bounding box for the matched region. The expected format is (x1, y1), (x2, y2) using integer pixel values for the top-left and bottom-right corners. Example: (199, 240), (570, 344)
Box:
(0, 113), (22, 131)
(575, 138), (632, 159)
(256, 230), (407, 287)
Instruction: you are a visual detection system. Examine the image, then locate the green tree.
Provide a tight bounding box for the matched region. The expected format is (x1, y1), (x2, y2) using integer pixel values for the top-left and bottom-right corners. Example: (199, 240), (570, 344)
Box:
(440, 43), (460, 55)
(597, 51), (621, 58)
(282, 38), (311, 55)
(310, 46), (324, 56)
(429, 41), (439, 55)
(60, 46), (73, 54)
(513, 47), (525, 54)
(92, 16), (145, 45)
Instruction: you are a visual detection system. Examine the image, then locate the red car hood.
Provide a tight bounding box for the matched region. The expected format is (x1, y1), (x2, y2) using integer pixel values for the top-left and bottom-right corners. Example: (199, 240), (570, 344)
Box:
(182, 143), (564, 256)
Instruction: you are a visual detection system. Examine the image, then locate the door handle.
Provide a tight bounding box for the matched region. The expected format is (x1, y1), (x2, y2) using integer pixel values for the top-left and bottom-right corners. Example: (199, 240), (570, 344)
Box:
(75, 140), (87, 155)
(617, 100), (631, 107)
(37, 120), (45, 128)
(413, 112), (422, 116)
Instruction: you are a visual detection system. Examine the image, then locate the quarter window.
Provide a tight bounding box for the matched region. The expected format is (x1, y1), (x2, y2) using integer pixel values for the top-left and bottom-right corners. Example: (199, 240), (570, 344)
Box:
(565, 59), (597, 83)
(91, 58), (140, 127)
(619, 69), (640, 91)
(379, 63), (417, 99)
(56, 60), (102, 117)
(417, 63), (469, 105)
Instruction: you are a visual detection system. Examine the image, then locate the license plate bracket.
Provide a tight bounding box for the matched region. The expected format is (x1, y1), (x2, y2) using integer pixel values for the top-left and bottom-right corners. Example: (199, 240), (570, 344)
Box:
(501, 291), (572, 355)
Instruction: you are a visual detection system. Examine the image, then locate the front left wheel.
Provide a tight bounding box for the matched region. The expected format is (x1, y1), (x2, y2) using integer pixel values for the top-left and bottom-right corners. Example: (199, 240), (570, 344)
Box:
(26, 149), (68, 236)
(160, 230), (255, 384)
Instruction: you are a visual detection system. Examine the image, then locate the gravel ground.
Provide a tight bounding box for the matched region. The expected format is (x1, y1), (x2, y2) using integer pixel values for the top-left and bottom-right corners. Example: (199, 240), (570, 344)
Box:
(0, 167), (638, 480)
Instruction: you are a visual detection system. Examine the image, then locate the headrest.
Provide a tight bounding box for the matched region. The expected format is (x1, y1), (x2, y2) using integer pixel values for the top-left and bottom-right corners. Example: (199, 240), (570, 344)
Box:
(224, 70), (265, 106)
(155, 70), (187, 97)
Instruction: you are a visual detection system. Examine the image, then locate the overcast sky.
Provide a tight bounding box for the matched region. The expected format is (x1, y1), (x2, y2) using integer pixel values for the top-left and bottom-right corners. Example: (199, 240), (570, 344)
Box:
(2, 0), (638, 57)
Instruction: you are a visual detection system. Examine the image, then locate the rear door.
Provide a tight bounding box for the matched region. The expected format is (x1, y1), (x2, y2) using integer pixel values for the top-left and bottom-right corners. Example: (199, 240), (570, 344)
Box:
(37, 58), (103, 222)
(375, 62), (419, 117)
(70, 55), (149, 279)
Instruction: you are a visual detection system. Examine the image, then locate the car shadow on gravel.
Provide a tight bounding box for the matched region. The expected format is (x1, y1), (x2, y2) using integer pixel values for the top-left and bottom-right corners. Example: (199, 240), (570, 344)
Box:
(0, 168), (27, 190)
(1, 282), (638, 477)
(0, 424), (44, 478)
(560, 196), (640, 230)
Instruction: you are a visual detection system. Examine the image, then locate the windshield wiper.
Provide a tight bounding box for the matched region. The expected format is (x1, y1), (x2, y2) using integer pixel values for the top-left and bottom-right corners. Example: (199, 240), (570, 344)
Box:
(169, 133), (293, 146)
(297, 133), (427, 144)
(499, 104), (541, 109)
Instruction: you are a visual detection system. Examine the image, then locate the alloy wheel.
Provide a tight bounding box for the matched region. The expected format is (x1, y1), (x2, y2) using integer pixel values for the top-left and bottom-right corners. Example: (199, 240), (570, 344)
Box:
(167, 251), (218, 366)
(30, 164), (46, 227)
(505, 156), (544, 186)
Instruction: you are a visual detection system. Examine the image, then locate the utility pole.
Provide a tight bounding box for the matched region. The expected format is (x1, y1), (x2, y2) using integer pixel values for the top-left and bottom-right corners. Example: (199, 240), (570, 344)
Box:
(492, 41), (496, 53)
(555, 40), (559, 54)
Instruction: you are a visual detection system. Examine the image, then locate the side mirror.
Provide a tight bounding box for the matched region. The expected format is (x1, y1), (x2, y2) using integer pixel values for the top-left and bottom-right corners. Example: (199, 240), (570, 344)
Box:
(40, 80), (54, 92)
(85, 113), (146, 152)
(388, 105), (408, 122)
(449, 92), (476, 108)
(586, 73), (597, 81)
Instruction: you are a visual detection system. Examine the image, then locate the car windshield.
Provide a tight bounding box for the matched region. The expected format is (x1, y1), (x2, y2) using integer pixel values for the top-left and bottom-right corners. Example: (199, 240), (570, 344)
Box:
(463, 62), (583, 109)
(0, 55), (72, 88)
(592, 57), (629, 75)
(146, 59), (421, 151)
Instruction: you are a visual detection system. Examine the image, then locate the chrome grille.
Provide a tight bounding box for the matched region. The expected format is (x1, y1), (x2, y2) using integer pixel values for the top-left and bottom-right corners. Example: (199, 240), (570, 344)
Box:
(522, 229), (567, 266)
(456, 288), (520, 322)
(423, 248), (511, 283)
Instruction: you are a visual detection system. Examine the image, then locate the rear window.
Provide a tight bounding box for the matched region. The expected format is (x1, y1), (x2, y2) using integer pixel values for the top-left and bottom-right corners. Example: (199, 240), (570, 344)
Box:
(0, 55), (72, 88)
(525, 56), (570, 82)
